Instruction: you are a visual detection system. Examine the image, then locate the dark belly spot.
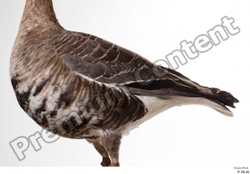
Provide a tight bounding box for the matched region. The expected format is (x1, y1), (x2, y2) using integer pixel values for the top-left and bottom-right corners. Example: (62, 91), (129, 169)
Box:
(33, 78), (50, 96)
(15, 87), (32, 112)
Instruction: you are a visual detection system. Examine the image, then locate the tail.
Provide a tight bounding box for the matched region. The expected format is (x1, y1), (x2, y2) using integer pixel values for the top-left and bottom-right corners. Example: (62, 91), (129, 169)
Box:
(157, 69), (240, 117)
(126, 68), (239, 117)
(168, 87), (239, 117)
(203, 87), (239, 117)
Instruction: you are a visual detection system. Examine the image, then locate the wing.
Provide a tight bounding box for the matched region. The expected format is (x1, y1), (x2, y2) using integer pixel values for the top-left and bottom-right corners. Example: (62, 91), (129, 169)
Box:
(51, 30), (152, 129)
(53, 30), (203, 93)
(54, 31), (152, 85)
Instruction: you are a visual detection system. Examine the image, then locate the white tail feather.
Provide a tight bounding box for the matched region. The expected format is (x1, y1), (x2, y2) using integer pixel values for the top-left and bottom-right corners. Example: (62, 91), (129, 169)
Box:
(136, 95), (233, 118)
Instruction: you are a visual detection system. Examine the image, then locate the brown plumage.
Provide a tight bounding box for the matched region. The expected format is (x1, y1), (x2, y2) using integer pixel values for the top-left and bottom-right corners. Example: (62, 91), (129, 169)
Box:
(10, 0), (239, 166)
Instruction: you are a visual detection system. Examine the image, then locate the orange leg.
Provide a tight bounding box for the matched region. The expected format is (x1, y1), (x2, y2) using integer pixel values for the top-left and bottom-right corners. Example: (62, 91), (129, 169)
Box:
(109, 162), (120, 167)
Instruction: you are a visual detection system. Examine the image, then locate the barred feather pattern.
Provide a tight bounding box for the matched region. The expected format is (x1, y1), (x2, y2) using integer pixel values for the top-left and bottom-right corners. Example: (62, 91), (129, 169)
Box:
(10, 27), (148, 139)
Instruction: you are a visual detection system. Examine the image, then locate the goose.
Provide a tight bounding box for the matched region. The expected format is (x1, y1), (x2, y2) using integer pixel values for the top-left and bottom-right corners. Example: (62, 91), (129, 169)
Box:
(10, 0), (239, 167)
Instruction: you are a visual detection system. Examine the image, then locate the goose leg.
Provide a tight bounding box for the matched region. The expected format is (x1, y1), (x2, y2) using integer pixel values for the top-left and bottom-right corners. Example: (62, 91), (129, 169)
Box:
(102, 134), (122, 167)
(88, 140), (111, 167)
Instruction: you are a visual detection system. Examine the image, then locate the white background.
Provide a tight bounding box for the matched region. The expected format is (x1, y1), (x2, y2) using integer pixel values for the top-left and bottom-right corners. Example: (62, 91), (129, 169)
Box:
(0, 0), (249, 172)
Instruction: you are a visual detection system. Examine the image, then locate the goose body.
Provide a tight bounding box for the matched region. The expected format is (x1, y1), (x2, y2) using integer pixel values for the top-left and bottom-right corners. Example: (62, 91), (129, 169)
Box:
(10, 0), (239, 166)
